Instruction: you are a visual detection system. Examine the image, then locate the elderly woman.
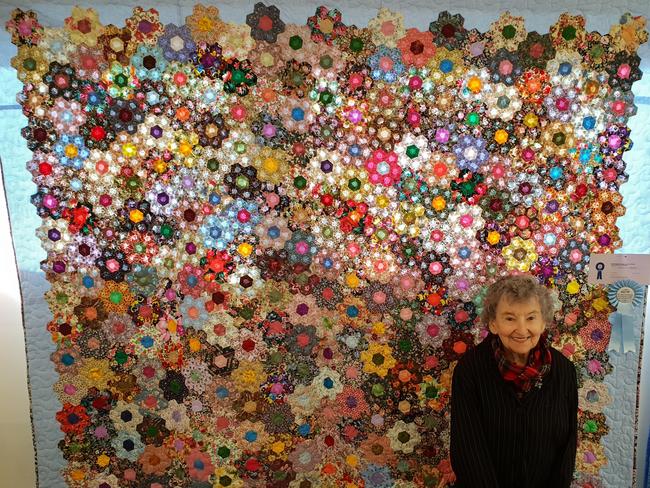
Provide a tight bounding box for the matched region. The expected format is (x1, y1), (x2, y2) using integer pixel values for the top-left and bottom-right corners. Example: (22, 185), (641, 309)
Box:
(450, 274), (578, 488)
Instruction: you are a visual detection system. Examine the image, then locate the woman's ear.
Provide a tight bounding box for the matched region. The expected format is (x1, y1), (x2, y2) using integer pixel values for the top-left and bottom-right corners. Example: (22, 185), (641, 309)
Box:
(488, 320), (496, 334)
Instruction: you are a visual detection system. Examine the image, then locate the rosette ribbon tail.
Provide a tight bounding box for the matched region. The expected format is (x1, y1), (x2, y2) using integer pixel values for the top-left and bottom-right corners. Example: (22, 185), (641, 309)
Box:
(607, 280), (645, 354)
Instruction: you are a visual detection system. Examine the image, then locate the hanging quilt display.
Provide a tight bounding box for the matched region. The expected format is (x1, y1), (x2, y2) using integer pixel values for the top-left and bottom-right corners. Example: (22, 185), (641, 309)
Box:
(5, 4), (648, 487)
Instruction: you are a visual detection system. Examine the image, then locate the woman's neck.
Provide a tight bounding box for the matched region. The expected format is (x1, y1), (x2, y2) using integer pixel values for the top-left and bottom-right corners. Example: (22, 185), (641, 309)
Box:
(505, 350), (529, 367)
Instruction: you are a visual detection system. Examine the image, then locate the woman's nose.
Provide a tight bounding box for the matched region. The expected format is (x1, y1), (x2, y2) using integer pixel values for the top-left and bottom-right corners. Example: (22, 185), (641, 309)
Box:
(515, 319), (529, 331)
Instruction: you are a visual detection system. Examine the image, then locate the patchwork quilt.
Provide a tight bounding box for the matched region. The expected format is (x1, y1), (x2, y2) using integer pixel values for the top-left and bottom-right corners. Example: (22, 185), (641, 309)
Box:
(3, 3), (650, 487)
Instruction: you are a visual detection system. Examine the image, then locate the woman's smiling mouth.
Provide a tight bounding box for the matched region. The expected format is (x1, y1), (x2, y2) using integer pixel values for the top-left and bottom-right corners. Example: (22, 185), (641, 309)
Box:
(510, 336), (531, 342)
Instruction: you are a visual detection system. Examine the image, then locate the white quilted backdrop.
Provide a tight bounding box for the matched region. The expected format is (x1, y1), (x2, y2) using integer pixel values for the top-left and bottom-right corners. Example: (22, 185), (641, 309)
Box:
(0, 1), (648, 486)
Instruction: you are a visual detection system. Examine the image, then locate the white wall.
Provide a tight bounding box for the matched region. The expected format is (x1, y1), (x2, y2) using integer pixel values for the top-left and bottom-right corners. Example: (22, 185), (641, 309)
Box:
(0, 163), (36, 486)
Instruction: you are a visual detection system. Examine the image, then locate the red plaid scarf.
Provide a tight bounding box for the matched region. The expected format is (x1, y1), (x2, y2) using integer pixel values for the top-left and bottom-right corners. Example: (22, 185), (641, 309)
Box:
(491, 331), (552, 397)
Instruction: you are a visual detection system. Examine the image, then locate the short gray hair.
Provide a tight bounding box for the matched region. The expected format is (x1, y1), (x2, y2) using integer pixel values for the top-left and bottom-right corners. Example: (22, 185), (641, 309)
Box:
(480, 275), (555, 325)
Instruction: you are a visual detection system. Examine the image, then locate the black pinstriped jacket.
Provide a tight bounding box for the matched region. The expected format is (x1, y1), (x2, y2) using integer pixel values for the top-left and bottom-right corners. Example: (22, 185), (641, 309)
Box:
(450, 334), (578, 488)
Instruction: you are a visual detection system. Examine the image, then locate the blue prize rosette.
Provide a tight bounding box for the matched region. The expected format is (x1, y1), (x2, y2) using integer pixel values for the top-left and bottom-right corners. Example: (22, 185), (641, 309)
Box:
(607, 280), (645, 353)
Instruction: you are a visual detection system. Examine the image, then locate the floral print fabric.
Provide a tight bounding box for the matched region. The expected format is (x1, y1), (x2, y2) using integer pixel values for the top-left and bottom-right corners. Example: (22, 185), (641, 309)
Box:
(6, 5), (647, 487)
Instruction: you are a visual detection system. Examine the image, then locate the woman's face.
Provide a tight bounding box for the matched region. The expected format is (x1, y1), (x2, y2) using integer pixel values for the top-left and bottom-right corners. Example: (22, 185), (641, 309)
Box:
(488, 294), (546, 364)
